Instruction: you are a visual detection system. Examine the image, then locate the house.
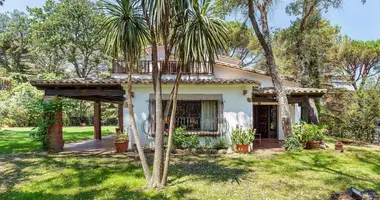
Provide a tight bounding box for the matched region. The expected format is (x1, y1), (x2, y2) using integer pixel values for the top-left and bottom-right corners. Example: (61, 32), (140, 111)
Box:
(30, 46), (326, 151)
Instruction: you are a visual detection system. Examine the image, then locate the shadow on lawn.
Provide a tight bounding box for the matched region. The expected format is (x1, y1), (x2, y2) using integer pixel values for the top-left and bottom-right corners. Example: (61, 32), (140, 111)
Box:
(4, 187), (170, 200)
(267, 147), (380, 192)
(0, 152), (147, 195)
(168, 155), (254, 185)
(1, 151), (199, 199)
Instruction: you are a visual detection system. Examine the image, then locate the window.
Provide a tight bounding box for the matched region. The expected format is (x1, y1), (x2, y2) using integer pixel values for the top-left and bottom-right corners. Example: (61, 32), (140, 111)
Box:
(163, 100), (218, 132)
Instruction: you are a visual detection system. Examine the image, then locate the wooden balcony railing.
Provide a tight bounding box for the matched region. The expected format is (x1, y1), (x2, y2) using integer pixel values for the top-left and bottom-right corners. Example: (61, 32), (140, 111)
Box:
(112, 60), (214, 75)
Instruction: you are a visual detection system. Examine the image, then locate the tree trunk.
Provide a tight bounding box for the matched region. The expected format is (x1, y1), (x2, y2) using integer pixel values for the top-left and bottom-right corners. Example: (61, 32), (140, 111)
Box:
(161, 71), (182, 186)
(150, 43), (164, 189)
(247, 0), (293, 137)
(125, 55), (151, 182)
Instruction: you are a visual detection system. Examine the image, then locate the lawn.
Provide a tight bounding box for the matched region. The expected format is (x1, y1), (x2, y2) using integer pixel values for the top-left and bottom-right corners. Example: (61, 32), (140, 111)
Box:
(0, 126), (116, 154)
(0, 141), (379, 200)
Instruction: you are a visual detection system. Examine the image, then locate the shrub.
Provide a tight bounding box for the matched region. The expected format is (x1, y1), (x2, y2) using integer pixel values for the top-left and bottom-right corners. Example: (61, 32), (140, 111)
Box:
(287, 122), (328, 152)
(213, 138), (228, 149)
(172, 127), (200, 149)
(294, 122), (327, 143)
(284, 135), (303, 152)
(231, 128), (255, 145)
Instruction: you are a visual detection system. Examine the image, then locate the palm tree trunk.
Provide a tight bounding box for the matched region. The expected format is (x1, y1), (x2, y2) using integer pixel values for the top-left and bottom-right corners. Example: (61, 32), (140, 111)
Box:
(150, 44), (165, 189)
(161, 71), (182, 186)
(125, 55), (151, 182)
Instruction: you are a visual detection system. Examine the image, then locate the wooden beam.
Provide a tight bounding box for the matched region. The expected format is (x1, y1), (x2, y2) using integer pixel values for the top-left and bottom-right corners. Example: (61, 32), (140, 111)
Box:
(45, 89), (125, 97)
(94, 101), (101, 140)
(63, 96), (124, 104)
(118, 104), (124, 133)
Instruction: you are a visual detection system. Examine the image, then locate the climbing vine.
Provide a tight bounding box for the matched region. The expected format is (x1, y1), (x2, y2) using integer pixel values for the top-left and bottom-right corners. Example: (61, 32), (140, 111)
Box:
(29, 98), (65, 150)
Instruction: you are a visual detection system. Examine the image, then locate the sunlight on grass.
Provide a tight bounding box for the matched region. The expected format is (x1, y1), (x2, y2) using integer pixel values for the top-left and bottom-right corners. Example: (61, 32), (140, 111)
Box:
(0, 143), (379, 199)
(0, 126), (116, 154)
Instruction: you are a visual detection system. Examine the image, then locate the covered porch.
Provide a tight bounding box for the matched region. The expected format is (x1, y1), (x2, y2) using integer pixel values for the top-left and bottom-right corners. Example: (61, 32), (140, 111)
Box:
(30, 79), (126, 152)
(251, 87), (327, 148)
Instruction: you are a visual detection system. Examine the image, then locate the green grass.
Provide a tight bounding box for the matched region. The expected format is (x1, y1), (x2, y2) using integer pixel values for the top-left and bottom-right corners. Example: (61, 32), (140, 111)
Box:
(0, 142), (379, 199)
(0, 126), (116, 154)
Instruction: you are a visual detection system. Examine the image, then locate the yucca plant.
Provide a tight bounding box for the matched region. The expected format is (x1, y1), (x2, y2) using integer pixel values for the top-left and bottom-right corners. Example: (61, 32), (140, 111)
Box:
(102, 0), (151, 181)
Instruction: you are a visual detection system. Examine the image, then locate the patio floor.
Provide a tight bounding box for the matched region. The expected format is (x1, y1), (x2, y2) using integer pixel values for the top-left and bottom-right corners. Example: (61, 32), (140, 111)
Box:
(64, 134), (116, 152)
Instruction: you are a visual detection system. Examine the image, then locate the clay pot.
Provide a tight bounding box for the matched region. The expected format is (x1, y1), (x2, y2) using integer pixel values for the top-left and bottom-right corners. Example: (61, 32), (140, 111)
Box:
(114, 141), (129, 153)
(307, 141), (320, 149)
(236, 144), (249, 153)
(335, 142), (344, 151)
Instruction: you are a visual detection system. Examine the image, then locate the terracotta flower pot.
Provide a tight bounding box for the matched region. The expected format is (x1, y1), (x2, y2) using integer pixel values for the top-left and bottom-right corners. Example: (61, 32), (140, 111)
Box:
(236, 144), (249, 153)
(114, 141), (129, 153)
(335, 142), (343, 150)
(80, 122), (86, 127)
(307, 141), (320, 149)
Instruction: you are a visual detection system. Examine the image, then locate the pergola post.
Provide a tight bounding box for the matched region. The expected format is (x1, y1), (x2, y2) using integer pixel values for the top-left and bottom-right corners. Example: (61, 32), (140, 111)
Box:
(94, 101), (101, 140)
(44, 96), (64, 152)
(118, 103), (124, 133)
(301, 103), (310, 123)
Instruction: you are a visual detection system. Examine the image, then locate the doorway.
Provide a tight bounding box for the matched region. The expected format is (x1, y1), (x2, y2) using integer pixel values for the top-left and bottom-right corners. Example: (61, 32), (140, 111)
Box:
(253, 105), (278, 139)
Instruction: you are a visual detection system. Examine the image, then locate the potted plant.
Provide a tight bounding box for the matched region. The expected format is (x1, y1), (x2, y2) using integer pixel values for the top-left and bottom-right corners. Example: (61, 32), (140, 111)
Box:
(303, 123), (327, 149)
(231, 128), (255, 153)
(114, 133), (129, 153)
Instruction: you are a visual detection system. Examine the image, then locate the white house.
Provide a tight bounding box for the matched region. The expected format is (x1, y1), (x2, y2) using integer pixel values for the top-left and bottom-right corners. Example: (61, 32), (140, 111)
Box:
(112, 47), (327, 148)
(30, 47), (326, 151)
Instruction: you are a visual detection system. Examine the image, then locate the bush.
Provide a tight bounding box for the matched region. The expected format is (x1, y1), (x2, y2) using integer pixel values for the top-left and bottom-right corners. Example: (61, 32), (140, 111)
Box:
(0, 82), (43, 127)
(284, 135), (303, 152)
(172, 127), (200, 149)
(294, 122), (327, 143)
(213, 138), (228, 149)
(286, 122), (328, 152)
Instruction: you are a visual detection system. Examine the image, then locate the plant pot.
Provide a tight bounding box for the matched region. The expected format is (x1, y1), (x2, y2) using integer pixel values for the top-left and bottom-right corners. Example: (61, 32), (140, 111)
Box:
(114, 141), (129, 153)
(307, 141), (320, 149)
(236, 144), (249, 153)
(80, 122), (86, 127)
(335, 142), (343, 150)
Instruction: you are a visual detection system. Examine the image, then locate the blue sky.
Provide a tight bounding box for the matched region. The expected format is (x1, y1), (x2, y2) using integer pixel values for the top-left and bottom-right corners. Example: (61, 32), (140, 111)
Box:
(0, 0), (379, 40)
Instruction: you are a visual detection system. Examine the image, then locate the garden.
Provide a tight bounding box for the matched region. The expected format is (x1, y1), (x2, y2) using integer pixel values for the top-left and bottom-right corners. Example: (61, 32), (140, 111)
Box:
(0, 135), (379, 200)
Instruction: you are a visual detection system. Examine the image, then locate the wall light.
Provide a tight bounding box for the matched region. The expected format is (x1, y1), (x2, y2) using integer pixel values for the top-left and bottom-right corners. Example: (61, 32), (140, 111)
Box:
(243, 89), (248, 96)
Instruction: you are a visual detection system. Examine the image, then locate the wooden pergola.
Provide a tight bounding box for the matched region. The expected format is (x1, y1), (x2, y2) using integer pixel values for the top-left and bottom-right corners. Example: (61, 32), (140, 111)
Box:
(252, 87), (327, 122)
(31, 79), (126, 152)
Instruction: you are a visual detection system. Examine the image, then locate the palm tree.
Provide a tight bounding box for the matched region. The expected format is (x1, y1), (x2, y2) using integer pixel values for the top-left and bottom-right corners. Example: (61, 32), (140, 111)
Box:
(161, 0), (228, 185)
(102, 0), (151, 181)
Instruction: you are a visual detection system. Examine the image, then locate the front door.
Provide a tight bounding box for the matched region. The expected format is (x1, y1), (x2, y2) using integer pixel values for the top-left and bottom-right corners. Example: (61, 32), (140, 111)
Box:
(253, 105), (278, 139)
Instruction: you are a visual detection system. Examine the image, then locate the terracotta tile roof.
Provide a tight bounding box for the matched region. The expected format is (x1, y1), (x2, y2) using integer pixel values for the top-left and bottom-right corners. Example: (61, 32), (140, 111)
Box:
(253, 87), (327, 95)
(30, 78), (261, 86)
(215, 60), (297, 82)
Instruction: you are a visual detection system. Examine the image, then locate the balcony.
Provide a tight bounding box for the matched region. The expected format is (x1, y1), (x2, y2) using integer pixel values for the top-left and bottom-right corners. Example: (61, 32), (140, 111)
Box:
(112, 60), (214, 75)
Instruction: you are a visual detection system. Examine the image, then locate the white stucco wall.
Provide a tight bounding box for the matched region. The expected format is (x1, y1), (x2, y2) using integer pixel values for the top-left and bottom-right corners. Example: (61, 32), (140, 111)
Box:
(119, 61), (301, 147)
(123, 84), (256, 147)
(214, 65), (298, 87)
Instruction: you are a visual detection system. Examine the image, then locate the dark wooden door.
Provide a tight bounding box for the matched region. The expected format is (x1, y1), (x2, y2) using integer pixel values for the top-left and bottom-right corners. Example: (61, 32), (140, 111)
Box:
(253, 105), (278, 139)
(253, 105), (270, 138)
